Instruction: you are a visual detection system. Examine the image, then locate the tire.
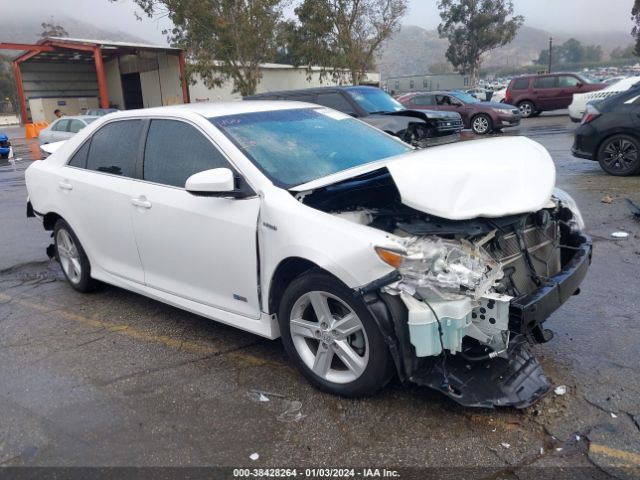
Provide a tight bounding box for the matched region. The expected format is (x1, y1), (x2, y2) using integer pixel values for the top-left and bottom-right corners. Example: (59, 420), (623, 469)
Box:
(597, 134), (640, 176)
(54, 219), (97, 292)
(518, 101), (536, 118)
(471, 114), (493, 135)
(278, 271), (393, 397)
(531, 110), (542, 117)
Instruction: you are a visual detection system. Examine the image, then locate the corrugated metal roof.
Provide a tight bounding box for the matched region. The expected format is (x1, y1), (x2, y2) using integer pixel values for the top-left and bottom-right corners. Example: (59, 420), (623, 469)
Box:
(43, 36), (181, 52)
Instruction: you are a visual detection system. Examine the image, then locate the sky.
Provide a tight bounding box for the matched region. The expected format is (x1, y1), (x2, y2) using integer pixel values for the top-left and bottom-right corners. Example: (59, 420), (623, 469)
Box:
(1, 0), (635, 45)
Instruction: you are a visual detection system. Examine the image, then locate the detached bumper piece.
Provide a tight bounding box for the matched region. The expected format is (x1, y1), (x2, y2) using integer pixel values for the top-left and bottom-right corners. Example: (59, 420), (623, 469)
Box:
(409, 337), (549, 409)
(510, 234), (592, 344)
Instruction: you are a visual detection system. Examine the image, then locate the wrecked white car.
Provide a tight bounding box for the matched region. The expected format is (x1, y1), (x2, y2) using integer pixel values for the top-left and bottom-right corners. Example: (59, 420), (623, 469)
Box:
(25, 102), (591, 408)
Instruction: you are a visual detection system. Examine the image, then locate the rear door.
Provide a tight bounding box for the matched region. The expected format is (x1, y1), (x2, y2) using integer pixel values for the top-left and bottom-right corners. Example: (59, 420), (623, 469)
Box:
(408, 94), (438, 109)
(60, 119), (145, 283)
(533, 76), (559, 110)
(130, 118), (262, 318)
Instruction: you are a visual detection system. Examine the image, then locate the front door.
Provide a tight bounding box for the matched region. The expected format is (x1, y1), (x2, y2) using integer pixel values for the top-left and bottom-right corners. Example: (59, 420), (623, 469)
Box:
(130, 118), (261, 318)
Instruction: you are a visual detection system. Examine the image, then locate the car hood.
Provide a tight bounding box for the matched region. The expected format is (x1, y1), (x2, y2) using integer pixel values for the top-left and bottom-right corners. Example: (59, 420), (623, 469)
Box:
(291, 136), (556, 220)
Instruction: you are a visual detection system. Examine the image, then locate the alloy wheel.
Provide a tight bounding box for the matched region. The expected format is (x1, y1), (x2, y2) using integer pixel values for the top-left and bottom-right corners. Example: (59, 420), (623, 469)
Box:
(601, 138), (639, 174)
(56, 228), (82, 284)
(289, 291), (369, 384)
(519, 102), (534, 118)
(472, 116), (490, 134)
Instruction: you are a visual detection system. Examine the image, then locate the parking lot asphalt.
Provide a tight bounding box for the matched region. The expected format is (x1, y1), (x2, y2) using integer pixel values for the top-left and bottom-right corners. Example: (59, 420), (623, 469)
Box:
(1, 115), (639, 477)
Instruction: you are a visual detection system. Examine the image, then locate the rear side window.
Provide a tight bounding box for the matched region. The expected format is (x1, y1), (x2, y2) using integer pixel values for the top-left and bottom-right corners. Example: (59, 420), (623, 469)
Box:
(86, 120), (142, 177)
(68, 119), (85, 134)
(411, 95), (435, 106)
(143, 119), (230, 188)
(53, 119), (70, 132)
(512, 78), (529, 90)
(68, 141), (90, 168)
(533, 76), (557, 89)
(315, 92), (355, 114)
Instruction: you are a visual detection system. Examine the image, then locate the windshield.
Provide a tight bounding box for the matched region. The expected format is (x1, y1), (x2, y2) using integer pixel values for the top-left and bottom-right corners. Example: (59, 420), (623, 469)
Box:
(451, 92), (480, 104)
(346, 88), (405, 113)
(210, 108), (412, 188)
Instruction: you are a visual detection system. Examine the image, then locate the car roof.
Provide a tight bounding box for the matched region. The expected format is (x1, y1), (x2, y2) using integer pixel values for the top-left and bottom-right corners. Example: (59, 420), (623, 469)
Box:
(55, 115), (99, 121)
(245, 85), (382, 98)
(97, 101), (318, 120)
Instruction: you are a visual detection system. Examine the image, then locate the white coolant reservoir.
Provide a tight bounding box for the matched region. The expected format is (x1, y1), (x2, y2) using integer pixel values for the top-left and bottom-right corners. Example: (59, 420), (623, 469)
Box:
(400, 294), (473, 357)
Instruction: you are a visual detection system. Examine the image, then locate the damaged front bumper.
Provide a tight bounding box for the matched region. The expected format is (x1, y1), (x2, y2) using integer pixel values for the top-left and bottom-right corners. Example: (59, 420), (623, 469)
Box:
(360, 234), (592, 409)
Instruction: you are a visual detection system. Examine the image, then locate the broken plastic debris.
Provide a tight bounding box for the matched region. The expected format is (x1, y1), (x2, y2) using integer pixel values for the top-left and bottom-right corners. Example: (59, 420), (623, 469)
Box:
(556, 448), (563, 452)
(247, 389), (285, 402)
(501, 443), (511, 449)
(554, 385), (567, 396)
(611, 412), (618, 418)
(540, 447), (544, 455)
(491, 427), (497, 432)
(277, 400), (306, 423)
(249, 453), (259, 461)
(611, 231), (629, 239)
(575, 435), (581, 442)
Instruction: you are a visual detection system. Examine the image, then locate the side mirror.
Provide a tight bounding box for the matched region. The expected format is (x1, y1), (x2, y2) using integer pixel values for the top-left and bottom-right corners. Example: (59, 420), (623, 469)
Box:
(576, 82), (584, 88)
(186, 168), (237, 196)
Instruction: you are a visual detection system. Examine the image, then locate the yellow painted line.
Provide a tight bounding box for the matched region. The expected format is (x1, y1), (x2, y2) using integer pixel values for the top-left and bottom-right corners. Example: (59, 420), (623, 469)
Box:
(0, 292), (281, 367)
(590, 443), (640, 467)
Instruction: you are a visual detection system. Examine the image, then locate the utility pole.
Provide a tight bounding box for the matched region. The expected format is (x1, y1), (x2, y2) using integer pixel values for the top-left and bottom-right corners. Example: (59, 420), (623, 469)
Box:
(548, 37), (553, 73)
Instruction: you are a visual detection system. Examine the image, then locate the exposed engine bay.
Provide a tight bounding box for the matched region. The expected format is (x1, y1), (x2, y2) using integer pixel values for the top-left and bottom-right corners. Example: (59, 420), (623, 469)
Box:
(297, 168), (591, 408)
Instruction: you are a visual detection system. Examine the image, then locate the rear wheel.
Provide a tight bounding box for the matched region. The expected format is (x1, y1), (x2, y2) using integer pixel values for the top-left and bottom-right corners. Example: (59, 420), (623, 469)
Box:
(518, 101), (536, 118)
(471, 114), (493, 135)
(278, 271), (393, 397)
(54, 219), (97, 292)
(597, 135), (640, 176)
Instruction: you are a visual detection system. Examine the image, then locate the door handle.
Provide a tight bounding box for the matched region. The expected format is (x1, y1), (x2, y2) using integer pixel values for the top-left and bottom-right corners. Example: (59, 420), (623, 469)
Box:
(131, 197), (152, 209)
(58, 180), (73, 191)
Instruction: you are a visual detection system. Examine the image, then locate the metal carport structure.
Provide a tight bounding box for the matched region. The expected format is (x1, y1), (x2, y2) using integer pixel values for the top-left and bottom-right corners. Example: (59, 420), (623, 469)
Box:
(0, 37), (190, 124)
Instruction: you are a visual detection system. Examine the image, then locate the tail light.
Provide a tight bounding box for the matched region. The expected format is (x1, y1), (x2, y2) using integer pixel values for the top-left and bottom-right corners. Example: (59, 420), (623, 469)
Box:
(504, 91), (511, 104)
(581, 104), (601, 125)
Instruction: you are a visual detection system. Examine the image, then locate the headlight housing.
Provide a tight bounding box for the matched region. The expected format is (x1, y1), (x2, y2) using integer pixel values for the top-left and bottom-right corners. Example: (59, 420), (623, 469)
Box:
(553, 188), (586, 230)
(376, 237), (503, 301)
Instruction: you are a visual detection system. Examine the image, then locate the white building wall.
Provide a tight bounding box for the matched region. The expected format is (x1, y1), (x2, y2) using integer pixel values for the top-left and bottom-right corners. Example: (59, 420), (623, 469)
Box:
(189, 66), (380, 102)
(159, 54), (183, 105)
(104, 58), (124, 109)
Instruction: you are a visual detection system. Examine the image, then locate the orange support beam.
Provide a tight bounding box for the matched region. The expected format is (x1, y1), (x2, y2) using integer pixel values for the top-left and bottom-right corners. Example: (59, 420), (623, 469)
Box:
(12, 62), (28, 124)
(0, 42), (54, 52)
(93, 46), (109, 109)
(178, 51), (190, 104)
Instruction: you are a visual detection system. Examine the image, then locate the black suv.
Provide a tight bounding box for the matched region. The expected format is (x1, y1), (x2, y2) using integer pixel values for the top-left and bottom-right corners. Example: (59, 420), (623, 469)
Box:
(245, 86), (463, 148)
(572, 86), (640, 176)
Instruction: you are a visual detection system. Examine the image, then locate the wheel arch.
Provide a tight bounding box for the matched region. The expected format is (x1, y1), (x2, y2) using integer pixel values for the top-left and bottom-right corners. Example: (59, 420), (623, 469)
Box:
(43, 211), (63, 231)
(267, 257), (339, 314)
(595, 130), (640, 160)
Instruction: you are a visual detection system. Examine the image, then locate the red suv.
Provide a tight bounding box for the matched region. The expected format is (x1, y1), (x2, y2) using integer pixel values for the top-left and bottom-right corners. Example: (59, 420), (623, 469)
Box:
(505, 73), (606, 118)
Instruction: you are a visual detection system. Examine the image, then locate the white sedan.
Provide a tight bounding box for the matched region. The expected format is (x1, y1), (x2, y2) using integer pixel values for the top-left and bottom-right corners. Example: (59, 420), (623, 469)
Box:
(25, 102), (591, 408)
(569, 76), (640, 122)
(38, 115), (98, 144)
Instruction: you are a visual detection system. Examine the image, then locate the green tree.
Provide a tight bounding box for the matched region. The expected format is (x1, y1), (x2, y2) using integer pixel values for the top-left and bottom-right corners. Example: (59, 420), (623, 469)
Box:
(287, 0), (408, 85)
(125, 0), (285, 96)
(633, 0), (640, 56)
(437, 0), (523, 87)
(611, 44), (636, 59)
(0, 56), (17, 114)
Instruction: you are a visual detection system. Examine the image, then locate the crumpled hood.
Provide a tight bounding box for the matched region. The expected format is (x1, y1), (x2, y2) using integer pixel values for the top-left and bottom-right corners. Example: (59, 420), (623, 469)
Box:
(386, 137), (555, 220)
(292, 136), (556, 221)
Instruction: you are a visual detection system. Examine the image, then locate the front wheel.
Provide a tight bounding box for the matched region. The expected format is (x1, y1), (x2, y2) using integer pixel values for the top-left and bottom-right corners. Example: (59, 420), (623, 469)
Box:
(518, 101), (536, 118)
(597, 135), (640, 176)
(471, 114), (493, 135)
(278, 271), (393, 397)
(54, 219), (97, 292)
